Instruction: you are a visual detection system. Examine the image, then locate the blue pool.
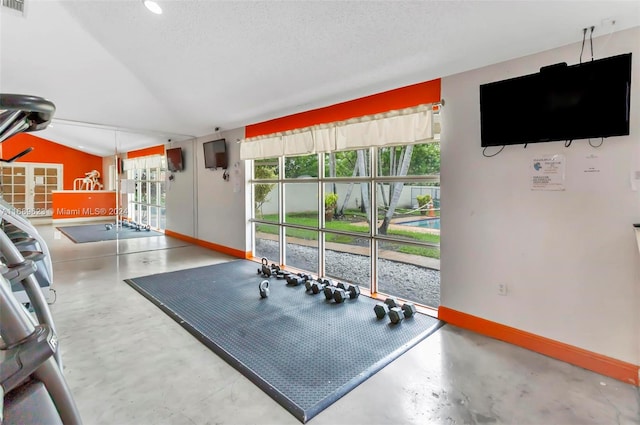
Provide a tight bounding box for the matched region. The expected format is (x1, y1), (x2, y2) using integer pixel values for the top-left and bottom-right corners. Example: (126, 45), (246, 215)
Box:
(399, 218), (440, 229)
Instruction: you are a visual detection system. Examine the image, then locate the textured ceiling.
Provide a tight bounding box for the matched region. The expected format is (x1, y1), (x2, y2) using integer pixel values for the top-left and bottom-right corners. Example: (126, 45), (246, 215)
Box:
(1, 0), (639, 156)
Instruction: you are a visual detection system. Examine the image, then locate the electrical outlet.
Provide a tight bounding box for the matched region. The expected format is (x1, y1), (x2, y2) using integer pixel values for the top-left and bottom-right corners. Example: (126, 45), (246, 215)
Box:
(497, 283), (508, 296)
(601, 18), (616, 28)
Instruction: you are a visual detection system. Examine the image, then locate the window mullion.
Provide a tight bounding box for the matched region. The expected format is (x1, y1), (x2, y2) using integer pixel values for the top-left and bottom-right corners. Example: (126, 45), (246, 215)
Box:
(370, 147), (378, 296)
(318, 153), (325, 278)
(278, 156), (285, 266)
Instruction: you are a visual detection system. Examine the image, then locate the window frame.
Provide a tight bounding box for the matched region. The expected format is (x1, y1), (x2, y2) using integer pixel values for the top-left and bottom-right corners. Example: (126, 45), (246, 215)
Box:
(249, 145), (440, 297)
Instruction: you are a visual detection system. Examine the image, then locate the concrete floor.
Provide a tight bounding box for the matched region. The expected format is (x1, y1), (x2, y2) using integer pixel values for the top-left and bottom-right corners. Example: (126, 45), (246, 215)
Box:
(39, 224), (639, 425)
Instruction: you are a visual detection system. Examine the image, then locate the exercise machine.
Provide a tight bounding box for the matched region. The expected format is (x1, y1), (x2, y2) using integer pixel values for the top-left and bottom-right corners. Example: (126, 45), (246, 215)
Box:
(0, 93), (83, 424)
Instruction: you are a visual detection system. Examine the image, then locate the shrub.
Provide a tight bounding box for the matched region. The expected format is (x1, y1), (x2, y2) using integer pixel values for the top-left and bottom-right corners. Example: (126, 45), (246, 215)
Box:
(325, 192), (338, 210)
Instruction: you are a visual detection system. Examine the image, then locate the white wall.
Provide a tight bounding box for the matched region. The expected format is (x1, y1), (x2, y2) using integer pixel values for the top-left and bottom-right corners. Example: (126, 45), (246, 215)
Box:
(440, 27), (640, 365)
(165, 139), (196, 237)
(101, 156), (114, 190)
(196, 128), (247, 252)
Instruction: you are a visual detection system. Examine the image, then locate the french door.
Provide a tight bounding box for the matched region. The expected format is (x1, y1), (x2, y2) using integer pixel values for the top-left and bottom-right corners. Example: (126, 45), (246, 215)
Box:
(0, 163), (63, 217)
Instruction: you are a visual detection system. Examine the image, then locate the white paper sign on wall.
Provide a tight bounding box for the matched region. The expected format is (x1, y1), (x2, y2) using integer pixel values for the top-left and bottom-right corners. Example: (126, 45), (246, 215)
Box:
(531, 154), (565, 191)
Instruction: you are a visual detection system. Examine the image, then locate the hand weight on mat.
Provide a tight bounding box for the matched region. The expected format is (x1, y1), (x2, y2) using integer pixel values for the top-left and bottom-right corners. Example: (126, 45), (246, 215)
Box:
(388, 304), (416, 324)
(286, 273), (312, 286)
(275, 269), (291, 279)
(324, 282), (359, 302)
(333, 284), (360, 303)
(258, 280), (270, 298)
(374, 303), (389, 319)
(309, 278), (333, 294)
(374, 298), (417, 322)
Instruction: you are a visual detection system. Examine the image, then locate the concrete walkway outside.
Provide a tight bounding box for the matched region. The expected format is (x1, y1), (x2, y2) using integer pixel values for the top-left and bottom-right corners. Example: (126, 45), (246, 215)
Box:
(256, 232), (441, 270)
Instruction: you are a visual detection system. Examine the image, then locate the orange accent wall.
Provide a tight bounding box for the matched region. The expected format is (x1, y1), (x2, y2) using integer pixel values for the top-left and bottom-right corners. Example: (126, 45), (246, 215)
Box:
(127, 145), (165, 159)
(164, 230), (251, 259)
(438, 306), (639, 386)
(246, 79), (441, 137)
(52, 191), (117, 219)
(3, 133), (104, 190)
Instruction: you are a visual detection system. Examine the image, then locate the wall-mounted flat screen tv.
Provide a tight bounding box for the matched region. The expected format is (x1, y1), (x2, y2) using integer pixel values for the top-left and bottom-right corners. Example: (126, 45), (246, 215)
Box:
(166, 147), (184, 172)
(480, 53), (632, 147)
(203, 138), (227, 169)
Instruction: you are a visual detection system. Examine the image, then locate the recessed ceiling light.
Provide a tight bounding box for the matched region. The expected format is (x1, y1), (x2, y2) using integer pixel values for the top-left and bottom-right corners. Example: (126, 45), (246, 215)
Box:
(143, 0), (162, 15)
(78, 145), (84, 149)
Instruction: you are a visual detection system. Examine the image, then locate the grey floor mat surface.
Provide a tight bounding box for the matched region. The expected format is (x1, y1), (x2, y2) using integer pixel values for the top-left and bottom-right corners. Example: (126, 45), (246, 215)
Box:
(125, 259), (442, 423)
(57, 224), (163, 243)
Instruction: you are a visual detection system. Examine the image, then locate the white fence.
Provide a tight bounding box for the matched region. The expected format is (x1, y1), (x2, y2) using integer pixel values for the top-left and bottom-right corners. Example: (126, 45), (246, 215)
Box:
(256, 183), (440, 216)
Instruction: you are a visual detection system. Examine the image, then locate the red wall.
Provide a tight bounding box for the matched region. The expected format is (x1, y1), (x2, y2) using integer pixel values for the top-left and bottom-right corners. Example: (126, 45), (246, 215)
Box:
(127, 145), (165, 159)
(246, 78), (441, 137)
(3, 133), (104, 190)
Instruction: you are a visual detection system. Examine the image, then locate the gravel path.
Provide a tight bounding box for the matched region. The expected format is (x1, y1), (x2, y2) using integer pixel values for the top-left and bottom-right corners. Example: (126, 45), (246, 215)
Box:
(255, 239), (440, 308)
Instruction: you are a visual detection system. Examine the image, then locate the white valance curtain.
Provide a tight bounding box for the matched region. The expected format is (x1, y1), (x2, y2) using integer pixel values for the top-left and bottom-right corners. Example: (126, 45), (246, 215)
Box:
(240, 103), (435, 160)
(122, 154), (164, 171)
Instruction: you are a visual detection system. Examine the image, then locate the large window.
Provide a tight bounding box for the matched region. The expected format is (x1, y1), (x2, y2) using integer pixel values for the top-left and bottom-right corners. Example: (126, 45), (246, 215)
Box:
(125, 156), (166, 230)
(250, 142), (440, 309)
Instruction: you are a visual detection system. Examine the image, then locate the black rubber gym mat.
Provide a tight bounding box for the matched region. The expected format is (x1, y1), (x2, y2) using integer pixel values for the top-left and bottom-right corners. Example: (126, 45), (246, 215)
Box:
(57, 224), (163, 243)
(125, 259), (443, 423)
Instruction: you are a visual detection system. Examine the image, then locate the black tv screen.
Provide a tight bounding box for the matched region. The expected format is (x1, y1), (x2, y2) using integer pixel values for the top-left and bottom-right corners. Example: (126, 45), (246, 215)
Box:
(480, 53), (632, 147)
(203, 138), (227, 169)
(166, 147), (183, 172)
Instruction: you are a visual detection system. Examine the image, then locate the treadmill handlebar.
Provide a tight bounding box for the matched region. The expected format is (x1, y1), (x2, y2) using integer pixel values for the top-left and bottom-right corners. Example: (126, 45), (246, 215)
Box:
(0, 94), (56, 134)
(0, 260), (37, 284)
(1, 325), (57, 394)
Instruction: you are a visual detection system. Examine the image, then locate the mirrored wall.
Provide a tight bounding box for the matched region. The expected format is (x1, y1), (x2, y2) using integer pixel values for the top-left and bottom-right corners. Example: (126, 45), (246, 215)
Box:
(0, 119), (194, 260)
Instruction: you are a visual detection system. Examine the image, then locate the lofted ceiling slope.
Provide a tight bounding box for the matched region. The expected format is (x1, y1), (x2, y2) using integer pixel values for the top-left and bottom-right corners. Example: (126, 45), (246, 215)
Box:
(1, 0), (639, 156)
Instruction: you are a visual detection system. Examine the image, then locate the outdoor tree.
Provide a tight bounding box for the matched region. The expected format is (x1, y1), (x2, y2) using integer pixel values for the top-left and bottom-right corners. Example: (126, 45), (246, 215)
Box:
(254, 165), (277, 218)
(371, 142), (441, 234)
(377, 145), (413, 234)
(408, 143), (440, 176)
(284, 154), (318, 178)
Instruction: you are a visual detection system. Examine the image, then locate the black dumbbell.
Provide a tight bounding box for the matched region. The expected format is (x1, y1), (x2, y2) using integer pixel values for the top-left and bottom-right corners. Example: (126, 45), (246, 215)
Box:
(389, 303), (417, 324)
(286, 273), (312, 286)
(275, 269), (291, 279)
(374, 298), (416, 321)
(105, 223), (113, 230)
(324, 282), (356, 302)
(258, 280), (269, 298)
(268, 262), (280, 275)
(305, 276), (329, 291)
(323, 283), (339, 300)
(309, 278), (333, 294)
(373, 297), (399, 318)
(333, 284), (360, 303)
(323, 281), (347, 300)
(374, 303), (389, 319)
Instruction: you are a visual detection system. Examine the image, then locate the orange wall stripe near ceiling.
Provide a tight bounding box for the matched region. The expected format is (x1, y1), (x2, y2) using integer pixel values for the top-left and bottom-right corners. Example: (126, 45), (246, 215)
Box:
(245, 79), (441, 138)
(127, 145), (165, 159)
(438, 306), (640, 386)
(4, 133), (104, 190)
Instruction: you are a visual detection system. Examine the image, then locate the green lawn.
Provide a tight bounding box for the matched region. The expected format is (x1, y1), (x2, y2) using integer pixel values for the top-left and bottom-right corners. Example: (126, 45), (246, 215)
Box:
(255, 212), (440, 259)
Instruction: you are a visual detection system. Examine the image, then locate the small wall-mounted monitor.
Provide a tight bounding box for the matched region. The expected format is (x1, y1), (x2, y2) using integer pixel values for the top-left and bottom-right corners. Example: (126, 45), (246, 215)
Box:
(166, 147), (184, 172)
(203, 138), (227, 169)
